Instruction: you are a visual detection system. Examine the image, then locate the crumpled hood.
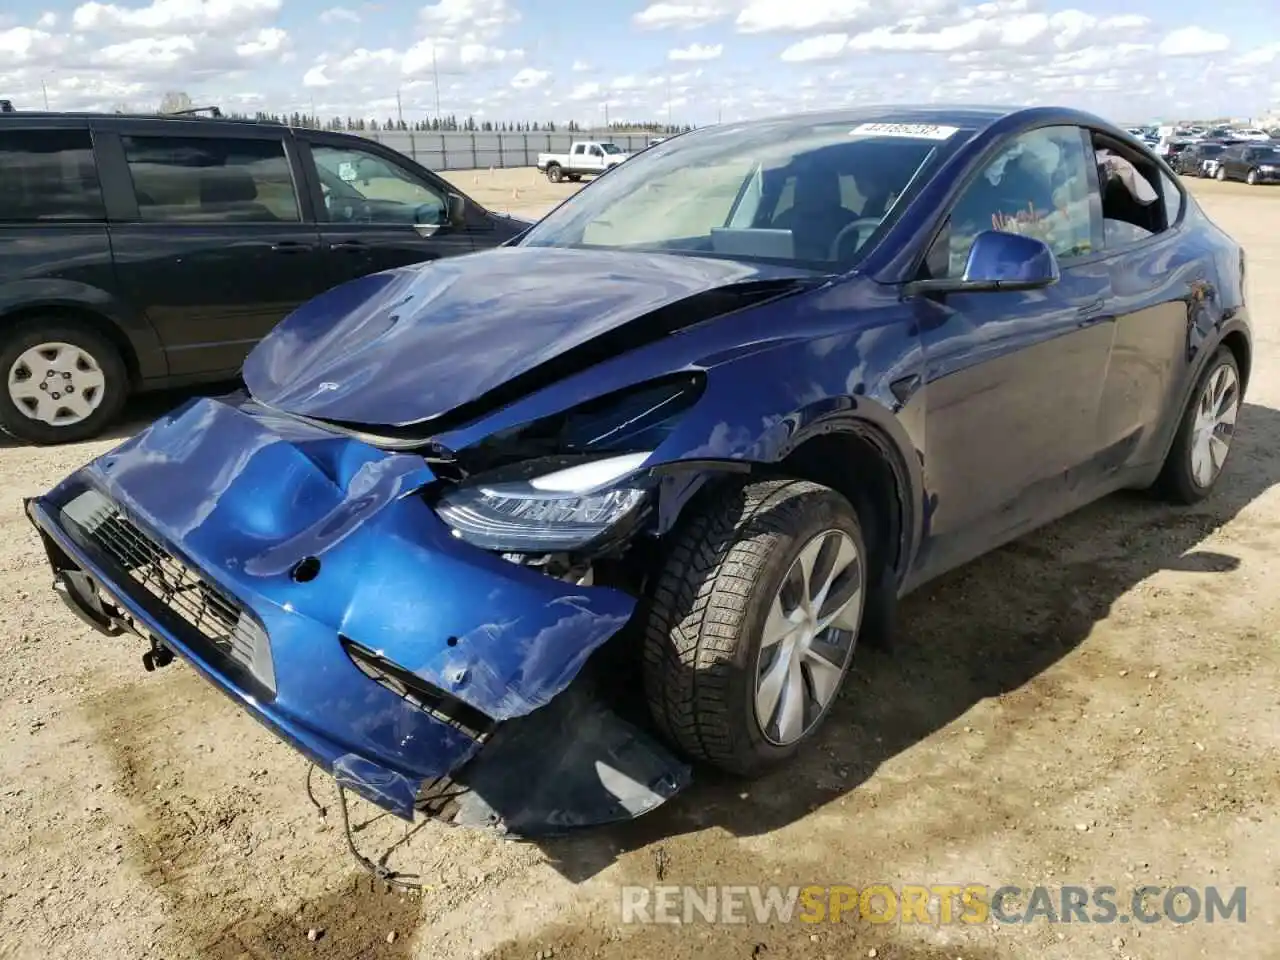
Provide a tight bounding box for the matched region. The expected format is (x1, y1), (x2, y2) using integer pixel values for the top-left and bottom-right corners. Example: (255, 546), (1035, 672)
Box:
(243, 246), (806, 427)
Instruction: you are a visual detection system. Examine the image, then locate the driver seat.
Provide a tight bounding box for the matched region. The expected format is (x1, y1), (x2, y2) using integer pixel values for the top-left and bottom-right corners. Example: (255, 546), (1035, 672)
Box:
(773, 161), (859, 262)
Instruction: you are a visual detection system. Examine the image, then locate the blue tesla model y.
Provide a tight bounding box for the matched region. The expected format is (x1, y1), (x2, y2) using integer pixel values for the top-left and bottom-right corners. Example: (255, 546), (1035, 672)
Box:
(26, 106), (1250, 838)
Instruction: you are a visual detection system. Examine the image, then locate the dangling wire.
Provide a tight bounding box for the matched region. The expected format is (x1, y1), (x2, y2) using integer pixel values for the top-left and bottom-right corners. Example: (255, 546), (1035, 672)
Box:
(305, 764), (424, 892)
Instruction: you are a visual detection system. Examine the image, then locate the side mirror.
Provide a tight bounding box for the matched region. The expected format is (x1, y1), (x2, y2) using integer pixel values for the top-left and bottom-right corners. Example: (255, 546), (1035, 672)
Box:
(447, 192), (467, 228)
(906, 230), (1060, 297)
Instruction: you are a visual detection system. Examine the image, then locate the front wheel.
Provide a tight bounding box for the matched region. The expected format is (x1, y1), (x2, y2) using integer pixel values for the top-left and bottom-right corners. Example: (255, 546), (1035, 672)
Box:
(1216, 166), (1227, 181)
(0, 317), (129, 445)
(1246, 169), (1259, 186)
(1153, 346), (1241, 504)
(643, 479), (869, 776)
(546, 164), (563, 183)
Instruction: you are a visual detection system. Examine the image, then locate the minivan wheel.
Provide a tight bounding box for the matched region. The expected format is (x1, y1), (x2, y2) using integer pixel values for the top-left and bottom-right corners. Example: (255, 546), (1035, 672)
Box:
(1246, 169), (1259, 186)
(0, 318), (128, 445)
(1154, 346), (1241, 504)
(643, 478), (867, 775)
(1216, 166), (1227, 181)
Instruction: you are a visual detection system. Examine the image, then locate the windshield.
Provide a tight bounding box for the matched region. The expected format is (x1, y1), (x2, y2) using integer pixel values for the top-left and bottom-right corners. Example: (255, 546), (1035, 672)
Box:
(520, 118), (963, 269)
(1200, 145), (1224, 156)
(1255, 147), (1280, 160)
(600, 143), (625, 155)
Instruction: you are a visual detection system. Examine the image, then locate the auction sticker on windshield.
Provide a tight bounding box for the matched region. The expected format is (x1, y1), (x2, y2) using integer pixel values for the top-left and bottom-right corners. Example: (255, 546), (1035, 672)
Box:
(850, 122), (960, 140)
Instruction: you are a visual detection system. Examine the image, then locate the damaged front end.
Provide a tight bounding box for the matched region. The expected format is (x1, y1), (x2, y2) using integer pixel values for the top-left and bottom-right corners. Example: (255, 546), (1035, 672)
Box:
(26, 393), (692, 837)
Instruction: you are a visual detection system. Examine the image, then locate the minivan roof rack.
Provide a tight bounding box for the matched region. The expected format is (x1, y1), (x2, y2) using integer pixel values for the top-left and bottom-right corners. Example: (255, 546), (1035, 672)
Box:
(168, 105), (223, 118)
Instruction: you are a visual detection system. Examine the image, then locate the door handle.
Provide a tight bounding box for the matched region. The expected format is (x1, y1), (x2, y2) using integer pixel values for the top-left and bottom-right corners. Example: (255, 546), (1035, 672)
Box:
(270, 241), (315, 254)
(329, 240), (366, 252)
(1076, 298), (1107, 325)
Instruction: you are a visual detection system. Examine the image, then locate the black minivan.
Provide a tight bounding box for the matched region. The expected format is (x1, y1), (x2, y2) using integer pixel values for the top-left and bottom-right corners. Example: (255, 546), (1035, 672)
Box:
(0, 112), (529, 444)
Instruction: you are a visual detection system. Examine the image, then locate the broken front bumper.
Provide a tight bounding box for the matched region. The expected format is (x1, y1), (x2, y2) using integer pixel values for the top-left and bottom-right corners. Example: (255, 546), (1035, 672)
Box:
(26, 396), (688, 832)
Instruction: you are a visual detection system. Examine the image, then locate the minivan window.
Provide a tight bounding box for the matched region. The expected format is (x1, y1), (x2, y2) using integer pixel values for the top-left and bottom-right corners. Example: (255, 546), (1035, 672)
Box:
(0, 129), (105, 223)
(122, 135), (300, 223)
(311, 143), (446, 225)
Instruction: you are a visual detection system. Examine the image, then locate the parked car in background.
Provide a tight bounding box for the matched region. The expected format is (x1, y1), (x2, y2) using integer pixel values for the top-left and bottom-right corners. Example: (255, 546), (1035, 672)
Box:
(27, 105), (1251, 838)
(536, 140), (632, 183)
(0, 100), (14, 113)
(1228, 127), (1273, 142)
(0, 111), (529, 444)
(1174, 141), (1229, 177)
(1215, 142), (1280, 184)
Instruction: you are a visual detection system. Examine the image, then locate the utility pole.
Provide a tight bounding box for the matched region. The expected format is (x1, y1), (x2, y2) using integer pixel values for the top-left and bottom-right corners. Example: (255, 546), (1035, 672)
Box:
(666, 76), (672, 130)
(603, 101), (609, 131)
(432, 45), (441, 124)
(396, 87), (403, 127)
(41, 79), (49, 110)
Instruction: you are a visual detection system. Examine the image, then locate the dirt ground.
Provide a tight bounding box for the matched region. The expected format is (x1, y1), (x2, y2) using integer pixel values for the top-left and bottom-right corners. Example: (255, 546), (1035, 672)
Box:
(2, 170), (1279, 960)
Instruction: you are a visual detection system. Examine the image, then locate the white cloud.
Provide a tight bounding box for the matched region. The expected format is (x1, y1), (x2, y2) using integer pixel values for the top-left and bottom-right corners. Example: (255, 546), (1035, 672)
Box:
(1158, 26), (1230, 57)
(668, 42), (723, 61)
(568, 81), (602, 101)
(633, 2), (729, 30)
(36, 12), (58, 28)
(318, 6), (361, 24)
(92, 34), (197, 68)
(71, 0), (282, 36)
(235, 26), (288, 58)
(419, 0), (520, 38)
(510, 66), (550, 88)
(0, 26), (67, 63)
(571, 59), (591, 71)
(780, 33), (849, 62)
(1239, 42), (1280, 66)
(302, 64), (333, 87)
(737, 0), (874, 34)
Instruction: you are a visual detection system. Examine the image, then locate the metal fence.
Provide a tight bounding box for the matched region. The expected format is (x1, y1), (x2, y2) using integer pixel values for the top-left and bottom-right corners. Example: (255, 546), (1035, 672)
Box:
(349, 130), (660, 170)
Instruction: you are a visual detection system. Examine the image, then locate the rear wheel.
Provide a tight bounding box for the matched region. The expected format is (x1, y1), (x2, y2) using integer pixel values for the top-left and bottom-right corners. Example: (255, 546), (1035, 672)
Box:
(568, 174), (582, 182)
(546, 164), (563, 183)
(1154, 346), (1241, 504)
(643, 479), (868, 775)
(0, 317), (129, 445)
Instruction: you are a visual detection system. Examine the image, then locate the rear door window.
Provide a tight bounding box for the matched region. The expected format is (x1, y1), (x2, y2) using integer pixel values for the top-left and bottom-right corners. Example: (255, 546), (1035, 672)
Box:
(0, 128), (105, 222)
(121, 135), (300, 223)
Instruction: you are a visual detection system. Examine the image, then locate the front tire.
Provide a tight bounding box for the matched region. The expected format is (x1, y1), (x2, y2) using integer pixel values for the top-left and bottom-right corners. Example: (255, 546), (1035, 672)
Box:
(643, 479), (868, 776)
(546, 164), (563, 183)
(1216, 165), (1227, 181)
(1246, 169), (1259, 185)
(0, 317), (129, 445)
(1154, 346), (1241, 504)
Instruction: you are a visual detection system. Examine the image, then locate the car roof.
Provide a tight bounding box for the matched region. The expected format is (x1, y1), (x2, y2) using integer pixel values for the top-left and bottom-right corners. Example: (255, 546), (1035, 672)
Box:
(706, 104), (1128, 142)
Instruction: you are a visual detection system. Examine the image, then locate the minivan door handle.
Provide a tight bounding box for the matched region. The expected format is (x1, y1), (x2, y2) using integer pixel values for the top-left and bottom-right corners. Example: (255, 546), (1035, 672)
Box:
(270, 241), (315, 254)
(329, 240), (366, 252)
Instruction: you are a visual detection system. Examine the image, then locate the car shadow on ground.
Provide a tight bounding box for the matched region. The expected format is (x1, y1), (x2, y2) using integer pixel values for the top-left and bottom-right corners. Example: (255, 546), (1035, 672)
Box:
(530, 400), (1280, 883)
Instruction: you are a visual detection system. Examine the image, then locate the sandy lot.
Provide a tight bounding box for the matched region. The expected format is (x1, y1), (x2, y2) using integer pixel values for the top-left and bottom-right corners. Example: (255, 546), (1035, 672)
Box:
(2, 170), (1279, 960)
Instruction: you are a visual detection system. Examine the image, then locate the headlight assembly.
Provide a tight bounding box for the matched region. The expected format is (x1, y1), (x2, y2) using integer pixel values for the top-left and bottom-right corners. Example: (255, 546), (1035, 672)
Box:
(434, 451), (654, 552)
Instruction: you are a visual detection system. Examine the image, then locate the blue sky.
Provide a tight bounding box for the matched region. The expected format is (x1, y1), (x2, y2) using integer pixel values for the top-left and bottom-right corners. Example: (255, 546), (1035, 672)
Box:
(2, 0), (1279, 125)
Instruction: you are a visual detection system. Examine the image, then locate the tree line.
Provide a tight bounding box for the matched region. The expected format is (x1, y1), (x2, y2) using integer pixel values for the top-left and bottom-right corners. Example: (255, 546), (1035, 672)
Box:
(141, 90), (694, 135)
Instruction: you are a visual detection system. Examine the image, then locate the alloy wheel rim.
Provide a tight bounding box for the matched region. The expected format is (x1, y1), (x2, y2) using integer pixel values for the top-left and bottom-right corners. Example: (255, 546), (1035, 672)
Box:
(7, 342), (106, 426)
(1190, 363), (1239, 488)
(754, 527), (864, 747)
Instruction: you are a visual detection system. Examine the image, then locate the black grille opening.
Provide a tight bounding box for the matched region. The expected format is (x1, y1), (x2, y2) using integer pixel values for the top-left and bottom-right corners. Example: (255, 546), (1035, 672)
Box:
(58, 489), (275, 694)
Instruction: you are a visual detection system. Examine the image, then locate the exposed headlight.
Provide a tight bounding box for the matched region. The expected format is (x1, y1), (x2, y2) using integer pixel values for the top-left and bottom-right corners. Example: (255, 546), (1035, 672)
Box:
(434, 451), (654, 552)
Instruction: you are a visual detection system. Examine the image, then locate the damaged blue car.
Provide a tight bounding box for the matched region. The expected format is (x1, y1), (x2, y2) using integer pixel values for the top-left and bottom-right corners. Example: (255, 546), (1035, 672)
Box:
(27, 106), (1250, 840)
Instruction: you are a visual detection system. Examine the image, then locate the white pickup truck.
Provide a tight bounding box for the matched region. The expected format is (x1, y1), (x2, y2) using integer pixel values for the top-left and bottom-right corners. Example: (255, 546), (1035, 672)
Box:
(536, 141), (631, 183)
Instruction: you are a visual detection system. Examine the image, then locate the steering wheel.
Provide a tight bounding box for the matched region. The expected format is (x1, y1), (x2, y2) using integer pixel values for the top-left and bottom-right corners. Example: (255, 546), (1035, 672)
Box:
(829, 218), (884, 262)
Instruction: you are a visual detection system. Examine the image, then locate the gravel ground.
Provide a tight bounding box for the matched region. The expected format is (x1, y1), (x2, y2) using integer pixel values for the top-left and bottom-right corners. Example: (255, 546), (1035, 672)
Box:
(1, 171), (1278, 960)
